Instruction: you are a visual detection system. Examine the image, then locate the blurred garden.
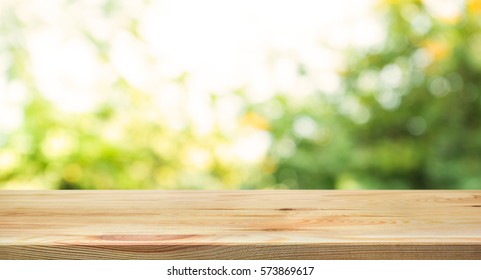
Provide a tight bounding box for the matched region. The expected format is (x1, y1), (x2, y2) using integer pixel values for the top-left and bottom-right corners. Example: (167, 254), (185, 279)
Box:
(1, 0), (481, 190)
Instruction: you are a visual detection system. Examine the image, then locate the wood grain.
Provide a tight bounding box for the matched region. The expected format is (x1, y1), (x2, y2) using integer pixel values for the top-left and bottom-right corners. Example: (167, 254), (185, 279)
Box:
(0, 190), (480, 259)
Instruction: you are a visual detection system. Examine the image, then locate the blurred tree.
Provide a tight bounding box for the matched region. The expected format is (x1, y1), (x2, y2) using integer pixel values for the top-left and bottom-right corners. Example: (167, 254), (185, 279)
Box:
(267, 0), (481, 189)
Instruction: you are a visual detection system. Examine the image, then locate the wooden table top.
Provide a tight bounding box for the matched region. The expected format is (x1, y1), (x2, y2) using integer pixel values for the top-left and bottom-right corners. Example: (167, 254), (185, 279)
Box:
(1, 190), (480, 259)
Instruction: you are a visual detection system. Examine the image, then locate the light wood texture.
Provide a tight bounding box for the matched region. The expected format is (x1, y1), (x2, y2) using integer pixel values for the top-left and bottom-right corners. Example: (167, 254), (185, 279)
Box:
(0, 190), (480, 259)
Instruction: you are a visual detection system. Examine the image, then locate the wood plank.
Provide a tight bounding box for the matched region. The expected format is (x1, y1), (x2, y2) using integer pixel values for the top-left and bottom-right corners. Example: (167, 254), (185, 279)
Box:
(0, 190), (480, 259)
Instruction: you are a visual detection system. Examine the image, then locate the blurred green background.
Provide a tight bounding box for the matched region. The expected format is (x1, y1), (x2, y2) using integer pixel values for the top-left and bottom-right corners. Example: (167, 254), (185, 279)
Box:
(1, 0), (481, 190)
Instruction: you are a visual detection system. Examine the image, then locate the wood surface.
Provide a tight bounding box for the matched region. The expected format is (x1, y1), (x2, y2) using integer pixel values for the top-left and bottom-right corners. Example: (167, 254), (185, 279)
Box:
(0, 190), (480, 259)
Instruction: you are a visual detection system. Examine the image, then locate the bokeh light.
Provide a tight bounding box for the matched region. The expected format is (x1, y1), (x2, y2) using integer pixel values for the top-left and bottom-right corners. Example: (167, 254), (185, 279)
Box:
(1, 0), (481, 190)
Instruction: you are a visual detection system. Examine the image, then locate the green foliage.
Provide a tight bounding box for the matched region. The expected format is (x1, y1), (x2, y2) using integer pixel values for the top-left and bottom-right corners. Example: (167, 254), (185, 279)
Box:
(266, 0), (481, 189)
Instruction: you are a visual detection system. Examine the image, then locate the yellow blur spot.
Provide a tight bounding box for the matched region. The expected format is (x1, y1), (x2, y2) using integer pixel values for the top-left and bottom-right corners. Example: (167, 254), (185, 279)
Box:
(63, 164), (83, 183)
(380, 0), (417, 7)
(468, 0), (481, 14)
(240, 112), (270, 130)
(262, 158), (277, 174)
(423, 39), (450, 61)
(382, 0), (399, 5)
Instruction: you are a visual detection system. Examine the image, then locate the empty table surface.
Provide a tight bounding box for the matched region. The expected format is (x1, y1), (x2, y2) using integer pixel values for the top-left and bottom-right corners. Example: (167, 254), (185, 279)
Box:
(0, 190), (480, 259)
